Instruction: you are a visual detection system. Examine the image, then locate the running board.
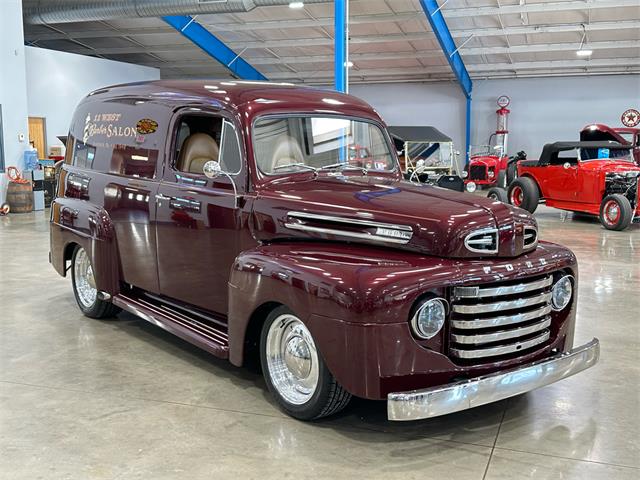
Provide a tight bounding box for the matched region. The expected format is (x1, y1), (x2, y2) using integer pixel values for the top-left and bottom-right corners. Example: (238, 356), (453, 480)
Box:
(112, 294), (229, 359)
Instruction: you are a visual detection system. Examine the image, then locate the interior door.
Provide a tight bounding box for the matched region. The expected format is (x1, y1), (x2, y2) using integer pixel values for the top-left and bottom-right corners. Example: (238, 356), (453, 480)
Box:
(155, 112), (247, 315)
(28, 117), (46, 158)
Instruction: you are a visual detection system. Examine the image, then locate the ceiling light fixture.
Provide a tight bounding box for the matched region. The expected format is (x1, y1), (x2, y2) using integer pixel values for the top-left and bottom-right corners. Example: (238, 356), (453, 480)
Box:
(576, 24), (592, 57)
(289, 1), (304, 8)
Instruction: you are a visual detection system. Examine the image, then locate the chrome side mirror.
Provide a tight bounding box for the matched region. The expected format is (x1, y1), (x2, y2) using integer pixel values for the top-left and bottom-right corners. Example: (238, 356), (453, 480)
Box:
(203, 160), (222, 178)
(202, 160), (239, 209)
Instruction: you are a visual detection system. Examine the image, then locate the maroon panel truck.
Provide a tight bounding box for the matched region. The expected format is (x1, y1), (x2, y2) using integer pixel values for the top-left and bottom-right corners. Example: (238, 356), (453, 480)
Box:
(50, 81), (599, 421)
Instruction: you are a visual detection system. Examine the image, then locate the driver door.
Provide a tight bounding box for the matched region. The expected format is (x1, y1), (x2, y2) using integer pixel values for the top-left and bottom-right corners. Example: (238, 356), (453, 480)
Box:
(542, 149), (579, 202)
(154, 109), (248, 315)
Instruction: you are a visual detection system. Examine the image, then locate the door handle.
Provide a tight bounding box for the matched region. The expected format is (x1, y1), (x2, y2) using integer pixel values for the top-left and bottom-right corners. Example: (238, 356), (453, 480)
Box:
(156, 193), (172, 201)
(169, 197), (201, 213)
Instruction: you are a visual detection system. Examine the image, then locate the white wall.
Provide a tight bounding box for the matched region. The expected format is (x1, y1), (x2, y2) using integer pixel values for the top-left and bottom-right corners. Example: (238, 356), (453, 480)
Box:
(350, 82), (467, 154)
(25, 46), (160, 152)
(351, 75), (640, 166)
(472, 75), (640, 159)
(0, 0), (30, 201)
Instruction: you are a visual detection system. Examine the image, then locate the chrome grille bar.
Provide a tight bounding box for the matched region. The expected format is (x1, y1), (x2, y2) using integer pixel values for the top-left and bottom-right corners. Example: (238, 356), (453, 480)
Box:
(451, 317), (551, 344)
(451, 305), (552, 329)
(453, 292), (551, 314)
(454, 276), (552, 299)
(451, 331), (551, 359)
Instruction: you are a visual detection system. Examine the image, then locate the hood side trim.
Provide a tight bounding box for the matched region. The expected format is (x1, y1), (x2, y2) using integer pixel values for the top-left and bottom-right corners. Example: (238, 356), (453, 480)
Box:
(285, 211), (413, 245)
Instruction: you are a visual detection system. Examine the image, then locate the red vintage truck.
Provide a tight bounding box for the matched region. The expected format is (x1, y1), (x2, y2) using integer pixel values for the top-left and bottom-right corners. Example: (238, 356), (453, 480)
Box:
(50, 81), (599, 421)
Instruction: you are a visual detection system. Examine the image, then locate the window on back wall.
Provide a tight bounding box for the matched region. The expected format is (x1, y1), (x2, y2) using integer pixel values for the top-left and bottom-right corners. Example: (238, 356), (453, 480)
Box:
(0, 105), (5, 172)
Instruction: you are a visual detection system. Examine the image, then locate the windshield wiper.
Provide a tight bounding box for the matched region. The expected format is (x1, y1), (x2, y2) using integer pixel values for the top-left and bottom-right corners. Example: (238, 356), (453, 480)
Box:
(318, 162), (368, 175)
(272, 163), (317, 172)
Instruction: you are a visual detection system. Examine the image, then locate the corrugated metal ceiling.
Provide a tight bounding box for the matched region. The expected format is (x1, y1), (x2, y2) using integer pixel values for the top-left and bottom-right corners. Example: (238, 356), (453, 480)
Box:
(22, 0), (640, 84)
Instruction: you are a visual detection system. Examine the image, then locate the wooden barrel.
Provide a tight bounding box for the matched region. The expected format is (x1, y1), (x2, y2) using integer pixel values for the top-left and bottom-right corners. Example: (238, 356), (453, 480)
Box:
(6, 181), (33, 213)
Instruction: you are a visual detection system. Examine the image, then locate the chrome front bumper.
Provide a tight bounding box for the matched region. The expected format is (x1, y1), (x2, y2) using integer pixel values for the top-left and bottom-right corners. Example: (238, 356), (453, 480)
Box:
(387, 338), (600, 421)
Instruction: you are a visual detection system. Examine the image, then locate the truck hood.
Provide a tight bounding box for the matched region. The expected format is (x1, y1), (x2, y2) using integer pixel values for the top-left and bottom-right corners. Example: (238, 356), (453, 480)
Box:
(251, 175), (538, 258)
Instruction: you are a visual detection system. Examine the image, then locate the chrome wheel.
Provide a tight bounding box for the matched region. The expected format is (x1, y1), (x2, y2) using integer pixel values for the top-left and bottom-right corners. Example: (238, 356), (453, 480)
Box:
(265, 314), (319, 405)
(603, 200), (620, 226)
(74, 247), (97, 308)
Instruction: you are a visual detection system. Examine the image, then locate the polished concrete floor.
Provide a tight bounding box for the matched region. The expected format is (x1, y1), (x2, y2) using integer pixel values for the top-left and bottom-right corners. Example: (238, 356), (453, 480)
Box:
(0, 206), (638, 480)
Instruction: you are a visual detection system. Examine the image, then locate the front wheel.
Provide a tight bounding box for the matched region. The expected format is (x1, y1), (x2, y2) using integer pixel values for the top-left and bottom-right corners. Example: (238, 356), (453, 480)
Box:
(260, 306), (351, 420)
(508, 177), (539, 213)
(599, 194), (633, 231)
(71, 246), (120, 319)
(487, 187), (508, 203)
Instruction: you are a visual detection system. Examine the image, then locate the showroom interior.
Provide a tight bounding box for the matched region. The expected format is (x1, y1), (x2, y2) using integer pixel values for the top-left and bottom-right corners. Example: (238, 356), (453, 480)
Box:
(0, 0), (639, 479)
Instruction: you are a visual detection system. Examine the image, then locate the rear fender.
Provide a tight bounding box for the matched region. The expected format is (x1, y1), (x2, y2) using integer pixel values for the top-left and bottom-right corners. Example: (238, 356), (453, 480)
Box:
(50, 197), (120, 295)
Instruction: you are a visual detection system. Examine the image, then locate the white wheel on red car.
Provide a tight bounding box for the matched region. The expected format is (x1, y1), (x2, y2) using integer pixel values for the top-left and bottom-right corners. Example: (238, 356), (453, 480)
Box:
(260, 306), (351, 420)
(599, 194), (633, 231)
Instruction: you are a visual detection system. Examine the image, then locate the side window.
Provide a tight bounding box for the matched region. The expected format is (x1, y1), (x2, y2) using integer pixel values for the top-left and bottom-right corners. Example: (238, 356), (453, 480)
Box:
(219, 120), (242, 174)
(551, 149), (578, 165)
(173, 114), (241, 175)
(174, 115), (222, 175)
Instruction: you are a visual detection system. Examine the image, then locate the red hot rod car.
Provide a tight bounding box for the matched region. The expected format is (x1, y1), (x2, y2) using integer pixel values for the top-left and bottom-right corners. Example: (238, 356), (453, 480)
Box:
(50, 80), (599, 422)
(505, 141), (639, 231)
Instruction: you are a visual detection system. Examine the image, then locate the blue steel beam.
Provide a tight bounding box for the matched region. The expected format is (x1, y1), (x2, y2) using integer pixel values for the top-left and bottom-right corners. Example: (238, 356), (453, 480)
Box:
(419, 1), (473, 162)
(163, 15), (267, 81)
(334, 0), (347, 93)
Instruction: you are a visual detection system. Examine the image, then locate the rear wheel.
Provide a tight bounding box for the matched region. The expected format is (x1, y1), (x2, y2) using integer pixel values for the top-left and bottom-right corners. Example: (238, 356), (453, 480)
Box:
(487, 187), (508, 203)
(260, 306), (351, 420)
(71, 246), (120, 319)
(506, 162), (518, 184)
(508, 177), (539, 213)
(599, 194), (633, 231)
(497, 170), (507, 189)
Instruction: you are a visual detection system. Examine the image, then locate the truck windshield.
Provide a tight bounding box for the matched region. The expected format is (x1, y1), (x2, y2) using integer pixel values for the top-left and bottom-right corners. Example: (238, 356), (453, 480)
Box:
(253, 116), (396, 175)
(580, 147), (634, 162)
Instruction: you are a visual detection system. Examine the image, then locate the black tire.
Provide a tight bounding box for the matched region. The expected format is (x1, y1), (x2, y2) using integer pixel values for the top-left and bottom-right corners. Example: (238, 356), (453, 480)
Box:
(508, 177), (540, 213)
(71, 245), (120, 319)
(599, 194), (633, 231)
(260, 305), (351, 420)
(487, 187), (508, 203)
(497, 170), (507, 189)
(506, 161), (518, 185)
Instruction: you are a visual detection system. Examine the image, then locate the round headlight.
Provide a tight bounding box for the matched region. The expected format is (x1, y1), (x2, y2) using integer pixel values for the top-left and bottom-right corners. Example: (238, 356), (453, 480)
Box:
(488, 170), (495, 178)
(551, 275), (573, 311)
(411, 298), (447, 339)
(466, 181), (477, 193)
(462, 170), (469, 179)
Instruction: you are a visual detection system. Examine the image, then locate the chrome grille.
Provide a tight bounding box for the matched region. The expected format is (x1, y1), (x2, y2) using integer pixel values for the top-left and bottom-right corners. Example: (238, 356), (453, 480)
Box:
(469, 165), (487, 180)
(450, 275), (554, 362)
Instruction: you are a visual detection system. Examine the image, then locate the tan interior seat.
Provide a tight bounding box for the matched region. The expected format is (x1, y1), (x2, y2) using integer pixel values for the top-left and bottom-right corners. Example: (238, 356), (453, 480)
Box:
(177, 133), (219, 174)
(270, 135), (304, 171)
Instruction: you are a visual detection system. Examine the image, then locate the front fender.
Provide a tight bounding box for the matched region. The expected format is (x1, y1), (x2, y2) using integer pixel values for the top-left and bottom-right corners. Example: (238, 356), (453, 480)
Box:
(226, 242), (579, 399)
(50, 197), (120, 295)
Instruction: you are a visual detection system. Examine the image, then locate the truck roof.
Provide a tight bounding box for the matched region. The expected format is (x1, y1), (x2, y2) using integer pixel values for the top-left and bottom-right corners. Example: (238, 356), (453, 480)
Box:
(84, 80), (381, 122)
